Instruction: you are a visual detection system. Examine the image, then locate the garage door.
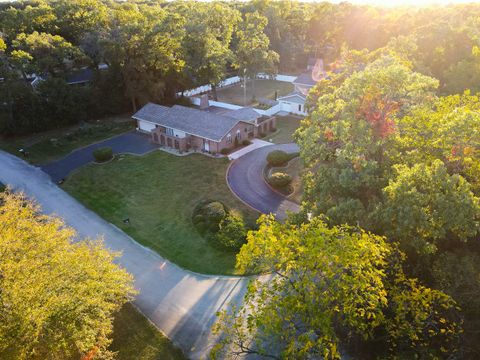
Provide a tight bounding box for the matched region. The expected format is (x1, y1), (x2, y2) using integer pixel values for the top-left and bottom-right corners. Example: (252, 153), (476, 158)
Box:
(137, 120), (156, 133)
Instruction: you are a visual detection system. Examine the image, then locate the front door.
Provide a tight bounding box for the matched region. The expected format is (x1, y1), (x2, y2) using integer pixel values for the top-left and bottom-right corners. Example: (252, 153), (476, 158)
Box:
(203, 139), (210, 152)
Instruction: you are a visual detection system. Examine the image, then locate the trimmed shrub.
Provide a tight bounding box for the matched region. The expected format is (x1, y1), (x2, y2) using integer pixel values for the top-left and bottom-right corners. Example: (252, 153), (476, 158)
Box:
(216, 211), (247, 250)
(267, 150), (290, 166)
(242, 140), (251, 146)
(93, 147), (113, 163)
(268, 172), (292, 188)
(220, 148), (230, 155)
(192, 200), (227, 234)
(259, 132), (267, 138)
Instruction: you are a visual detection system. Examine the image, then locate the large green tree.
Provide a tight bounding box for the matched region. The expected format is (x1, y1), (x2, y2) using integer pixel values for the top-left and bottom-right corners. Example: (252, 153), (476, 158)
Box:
(234, 11), (279, 102)
(296, 56), (438, 226)
(179, 2), (240, 100)
(0, 191), (136, 359)
(213, 215), (461, 359)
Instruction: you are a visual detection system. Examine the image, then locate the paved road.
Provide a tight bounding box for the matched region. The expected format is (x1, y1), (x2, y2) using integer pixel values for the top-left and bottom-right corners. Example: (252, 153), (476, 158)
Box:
(0, 151), (249, 360)
(41, 131), (159, 182)
(227, 143), (301, 220)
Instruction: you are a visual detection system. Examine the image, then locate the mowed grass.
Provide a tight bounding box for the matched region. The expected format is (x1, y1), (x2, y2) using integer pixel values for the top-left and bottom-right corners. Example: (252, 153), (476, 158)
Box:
(0, 115), (135, 165)
(269, 115), (303, 144)
(110, 303), (186, 360)
(216, 79), (293, 106)
(63, 151), (258, 275)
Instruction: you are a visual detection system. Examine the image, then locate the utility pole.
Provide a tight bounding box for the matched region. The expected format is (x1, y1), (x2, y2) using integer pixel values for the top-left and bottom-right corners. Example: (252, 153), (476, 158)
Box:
(243, 68), (247, 107)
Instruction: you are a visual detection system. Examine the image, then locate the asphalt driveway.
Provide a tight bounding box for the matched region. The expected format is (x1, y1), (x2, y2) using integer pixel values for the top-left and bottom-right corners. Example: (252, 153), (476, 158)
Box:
(227, 143), (301, 220)
(0, 150), (250, 359)
(41, 131), (159, 182)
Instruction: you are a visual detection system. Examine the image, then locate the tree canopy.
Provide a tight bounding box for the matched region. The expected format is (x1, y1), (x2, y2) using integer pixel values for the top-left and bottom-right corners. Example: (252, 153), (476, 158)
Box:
(0, 191), (136, 359)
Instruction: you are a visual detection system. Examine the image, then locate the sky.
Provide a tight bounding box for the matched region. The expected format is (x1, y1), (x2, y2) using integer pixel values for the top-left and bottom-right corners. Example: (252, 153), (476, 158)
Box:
(329, 0), (477, 6)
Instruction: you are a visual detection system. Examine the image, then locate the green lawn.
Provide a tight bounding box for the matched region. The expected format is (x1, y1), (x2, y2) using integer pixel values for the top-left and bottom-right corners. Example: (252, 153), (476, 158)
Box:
(63, 151), (258, 275)
(216, 79), (293, 106)
(110, 303), (186, 360)
(268, 115), (303, 144)
(0, 115), (135, 164)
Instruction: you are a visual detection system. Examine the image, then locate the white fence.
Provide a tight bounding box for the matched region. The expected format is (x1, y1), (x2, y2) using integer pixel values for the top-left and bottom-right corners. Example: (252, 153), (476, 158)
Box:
(190, 96), (288, 116)
(177, 73), (295, 97)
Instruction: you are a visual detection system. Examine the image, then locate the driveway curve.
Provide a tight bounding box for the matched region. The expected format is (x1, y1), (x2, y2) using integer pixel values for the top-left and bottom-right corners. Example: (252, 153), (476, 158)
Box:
(227, 143), (301, 220)
(0, 150), (249, 360)
(41, 131), (159, 183)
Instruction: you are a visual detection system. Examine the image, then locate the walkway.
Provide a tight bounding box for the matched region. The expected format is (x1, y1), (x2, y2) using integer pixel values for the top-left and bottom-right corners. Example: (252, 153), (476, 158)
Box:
(228, 138), (272, 160)
(41, 131), (159, 182)
(227, 143), (301, 220)
(0, 151), (249, 360)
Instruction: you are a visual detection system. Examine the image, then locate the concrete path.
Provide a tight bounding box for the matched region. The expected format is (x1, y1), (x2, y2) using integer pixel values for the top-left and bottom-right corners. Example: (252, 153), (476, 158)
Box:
(41, 131), (159, 182)
(227, 143), (301, 220)
(0, 150), (249, 360)
(228, 139), (272, 160)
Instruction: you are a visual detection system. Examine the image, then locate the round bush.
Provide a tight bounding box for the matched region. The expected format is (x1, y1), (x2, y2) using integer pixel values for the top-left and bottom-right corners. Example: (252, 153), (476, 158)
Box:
(216, 211), (247, 250)
(93, 147), (113, 163)
(242, 139), (251, 146)
(266, 150), (290, 166)
(220, 148), (230, 155)
(268, 172), (292, 188)
(192, 201), (227, 234)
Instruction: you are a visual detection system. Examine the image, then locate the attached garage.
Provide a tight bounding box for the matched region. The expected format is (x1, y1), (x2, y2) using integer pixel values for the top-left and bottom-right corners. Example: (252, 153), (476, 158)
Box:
(136, 120), (156, 133)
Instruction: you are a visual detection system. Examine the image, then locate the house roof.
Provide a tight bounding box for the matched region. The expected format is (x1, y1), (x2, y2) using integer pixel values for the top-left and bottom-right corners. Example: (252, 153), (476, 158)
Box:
(66, 68), (95, 84)
(132, 103), (242, 142)
(293, 72), (317, 87)
(278, 91), (307, 104)
(225, 107), (261, 122)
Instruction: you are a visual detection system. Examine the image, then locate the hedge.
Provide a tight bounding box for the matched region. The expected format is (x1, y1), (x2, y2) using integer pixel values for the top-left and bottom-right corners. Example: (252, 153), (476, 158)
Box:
(266, 150), (293, 166)
(93, 147), (113, 163)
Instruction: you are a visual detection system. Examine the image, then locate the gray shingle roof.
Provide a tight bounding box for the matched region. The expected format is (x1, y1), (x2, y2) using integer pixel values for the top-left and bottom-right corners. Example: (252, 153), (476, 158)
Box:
(278, 91), (306, 104)
(225, 107), (261, 122)
(132, 103), (241, 142)
(293, 72), (317, 87)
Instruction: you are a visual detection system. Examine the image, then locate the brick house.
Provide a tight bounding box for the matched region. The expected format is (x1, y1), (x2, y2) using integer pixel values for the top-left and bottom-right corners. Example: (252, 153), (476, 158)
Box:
(133, 103), (276, 153)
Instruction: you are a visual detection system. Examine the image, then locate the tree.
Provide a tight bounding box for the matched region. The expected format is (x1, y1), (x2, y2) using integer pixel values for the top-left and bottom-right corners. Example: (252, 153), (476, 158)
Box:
(103, 3), (184, 111)
(12, 31), (85, 75)
(296, 56), (438, 226)
(234, 11), (279, 102)
(213, 215), (461, 359)
(376, 160), (480, 255)
(397, 92), (480, 193)
(180, 2), (241, 100)
(0, 191), (136, 359)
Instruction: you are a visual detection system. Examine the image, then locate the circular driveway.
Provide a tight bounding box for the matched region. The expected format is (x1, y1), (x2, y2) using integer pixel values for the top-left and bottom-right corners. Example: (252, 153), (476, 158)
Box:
(227, 143), (301, 220)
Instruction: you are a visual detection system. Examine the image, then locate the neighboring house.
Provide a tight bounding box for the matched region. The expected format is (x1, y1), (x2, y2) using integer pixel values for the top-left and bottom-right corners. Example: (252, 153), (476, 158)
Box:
(278, 58), (327, 116)
(277, 91), (307, 115)
(133, 103), (276, 153)
(30, 63), (108, 88)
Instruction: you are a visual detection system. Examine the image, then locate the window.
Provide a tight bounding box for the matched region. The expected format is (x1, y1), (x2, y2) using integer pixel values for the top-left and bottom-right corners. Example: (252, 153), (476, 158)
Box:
(166, 128), (174, 136)
(298, 104), (302, 112)
(236, 130), (241, 140)
(226, 133), (232, 144)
